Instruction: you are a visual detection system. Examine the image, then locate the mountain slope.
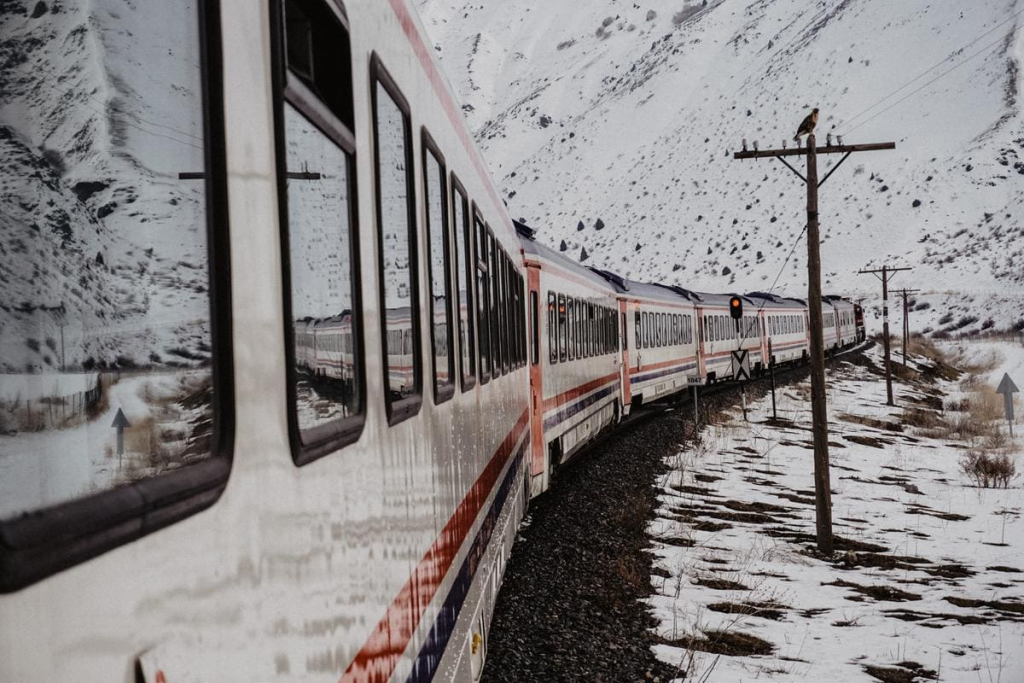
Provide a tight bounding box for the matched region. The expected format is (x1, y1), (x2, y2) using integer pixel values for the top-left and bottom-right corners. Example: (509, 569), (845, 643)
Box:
(416, 0), (1024, 334)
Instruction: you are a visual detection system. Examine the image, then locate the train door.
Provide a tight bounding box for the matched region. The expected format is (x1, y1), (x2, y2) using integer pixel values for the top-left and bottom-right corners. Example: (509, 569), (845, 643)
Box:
(695, 306), (706, 379)
(527, 264), (545, 495)
(618, 299), (632, 413)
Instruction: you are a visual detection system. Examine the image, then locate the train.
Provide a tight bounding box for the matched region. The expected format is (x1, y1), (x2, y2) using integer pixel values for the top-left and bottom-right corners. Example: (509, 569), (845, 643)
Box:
(0, 0), (864, 681)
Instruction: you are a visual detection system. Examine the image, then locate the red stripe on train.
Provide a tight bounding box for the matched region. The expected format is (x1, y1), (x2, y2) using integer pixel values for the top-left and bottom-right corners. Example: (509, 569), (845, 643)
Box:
(339, 409), (530, 683)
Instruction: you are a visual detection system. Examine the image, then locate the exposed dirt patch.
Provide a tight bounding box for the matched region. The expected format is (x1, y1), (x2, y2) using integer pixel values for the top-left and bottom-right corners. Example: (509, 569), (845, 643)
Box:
(706, 600), (788, 621)
(695, 577), (749, 591)
(863, 661), (937, 682)
(904, 504), (970, 522)
(838, 413), (904, 432)
(663, 630), (774, 656)
(693, 473), (723, 483)
(988, 565), (1022, 573)
(824, 579), (922, 602)
(945, 595), (1024, 617)
(844, 434), (891, 448)
(883, 608), (990, 625)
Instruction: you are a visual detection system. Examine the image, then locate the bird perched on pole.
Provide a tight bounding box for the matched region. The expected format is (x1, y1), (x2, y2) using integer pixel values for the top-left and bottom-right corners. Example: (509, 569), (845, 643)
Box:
(793, 107), (819, 142)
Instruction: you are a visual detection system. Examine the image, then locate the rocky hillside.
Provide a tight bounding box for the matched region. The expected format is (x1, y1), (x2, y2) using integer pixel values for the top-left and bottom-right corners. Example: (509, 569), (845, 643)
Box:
(416, 0), (1024, 335)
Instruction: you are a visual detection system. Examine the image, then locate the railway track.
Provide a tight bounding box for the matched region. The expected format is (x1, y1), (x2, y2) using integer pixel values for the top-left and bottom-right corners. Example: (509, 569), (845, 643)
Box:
(482, 342), (872, 683)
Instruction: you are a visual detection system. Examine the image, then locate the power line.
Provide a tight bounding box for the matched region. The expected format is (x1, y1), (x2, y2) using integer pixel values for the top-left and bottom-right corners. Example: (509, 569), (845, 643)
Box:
(840, 11), (1024, 135)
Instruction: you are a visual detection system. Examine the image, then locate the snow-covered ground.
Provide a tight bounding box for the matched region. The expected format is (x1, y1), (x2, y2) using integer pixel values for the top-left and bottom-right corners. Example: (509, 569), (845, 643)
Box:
(649, 342), (1024, 682)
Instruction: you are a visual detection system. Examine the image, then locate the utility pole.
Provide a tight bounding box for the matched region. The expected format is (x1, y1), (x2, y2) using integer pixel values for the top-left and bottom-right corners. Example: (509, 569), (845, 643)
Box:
(897, 288), (921, 366)
(735, 132), (896, 556)
(857, 265), (912, 405)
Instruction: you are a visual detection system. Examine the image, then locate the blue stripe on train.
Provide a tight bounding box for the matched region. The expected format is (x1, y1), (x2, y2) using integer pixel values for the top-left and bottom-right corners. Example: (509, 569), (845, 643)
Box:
(542, 384), (617, 430)
(405, 442), (526, 683)
(630, 361), (697, 385)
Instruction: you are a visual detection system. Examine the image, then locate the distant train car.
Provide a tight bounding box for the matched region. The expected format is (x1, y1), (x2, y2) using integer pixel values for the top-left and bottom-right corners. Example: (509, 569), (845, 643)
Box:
(519, 223), (621, 494)
(824, 296), (858, 348)
(747, 292), (810, 365)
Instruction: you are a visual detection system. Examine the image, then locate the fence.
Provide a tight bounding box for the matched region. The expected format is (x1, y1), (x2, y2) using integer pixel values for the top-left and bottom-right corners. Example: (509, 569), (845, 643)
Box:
(1, 373), (103, 433)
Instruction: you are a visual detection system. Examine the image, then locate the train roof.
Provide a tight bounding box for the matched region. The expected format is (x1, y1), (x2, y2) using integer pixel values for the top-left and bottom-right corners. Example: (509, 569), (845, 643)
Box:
(744, 292), (808, 310)
(515, 221), (618, 292)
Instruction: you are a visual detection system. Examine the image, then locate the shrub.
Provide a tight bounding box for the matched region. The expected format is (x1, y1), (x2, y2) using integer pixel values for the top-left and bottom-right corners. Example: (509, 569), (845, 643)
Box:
(960, 449), (1016, 488)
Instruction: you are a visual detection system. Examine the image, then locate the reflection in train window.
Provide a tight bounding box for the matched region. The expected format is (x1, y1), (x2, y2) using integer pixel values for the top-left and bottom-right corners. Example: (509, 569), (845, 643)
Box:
(566, 298), (575, 361)
(451, 180), (475, 388)
(0, 0), (221, 521)
(423, 139), (453, 400)
(373, 70), (421, 420)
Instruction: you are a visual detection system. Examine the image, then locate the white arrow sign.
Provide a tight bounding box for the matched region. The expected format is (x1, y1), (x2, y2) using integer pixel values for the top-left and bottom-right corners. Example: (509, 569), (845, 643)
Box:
(996, 373), (1018, 438)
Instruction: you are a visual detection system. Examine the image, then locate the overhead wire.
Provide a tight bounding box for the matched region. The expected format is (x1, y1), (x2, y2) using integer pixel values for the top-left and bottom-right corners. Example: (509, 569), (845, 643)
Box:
(839, 7), (1024, 135)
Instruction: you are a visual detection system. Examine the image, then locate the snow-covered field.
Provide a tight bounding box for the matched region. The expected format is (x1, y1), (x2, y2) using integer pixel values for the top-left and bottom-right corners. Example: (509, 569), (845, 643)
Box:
(649, 342), (1024, 682)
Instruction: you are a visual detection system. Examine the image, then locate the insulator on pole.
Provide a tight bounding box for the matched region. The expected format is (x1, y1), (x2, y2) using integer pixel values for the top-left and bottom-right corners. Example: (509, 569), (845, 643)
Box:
(826, 133), (833, 146)
(753, 140), (759, 151)
(742, 138), (748, 151)
(837, 135), (844, 146)
(782, 139), (787, 149)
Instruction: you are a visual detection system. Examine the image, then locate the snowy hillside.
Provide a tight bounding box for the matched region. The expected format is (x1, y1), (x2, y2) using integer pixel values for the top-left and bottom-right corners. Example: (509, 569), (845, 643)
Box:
(416, 0), (1024, 335)
(0, 0), (211, 373)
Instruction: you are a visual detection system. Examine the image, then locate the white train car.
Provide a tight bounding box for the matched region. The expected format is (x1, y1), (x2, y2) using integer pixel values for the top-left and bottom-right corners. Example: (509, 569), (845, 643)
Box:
(0, 1), (530, 681)
(519, 224), (621, 495)
(595, 275), (700, 408)
(825, 296), (859, 349)
(747, 293), (810, 365)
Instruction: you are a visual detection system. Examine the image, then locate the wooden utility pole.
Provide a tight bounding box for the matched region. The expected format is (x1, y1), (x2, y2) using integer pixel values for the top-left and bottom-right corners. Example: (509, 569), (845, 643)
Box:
(735, 132), (896, 556)
(898, 288), (921, 366)
(857, 265), (911, 405)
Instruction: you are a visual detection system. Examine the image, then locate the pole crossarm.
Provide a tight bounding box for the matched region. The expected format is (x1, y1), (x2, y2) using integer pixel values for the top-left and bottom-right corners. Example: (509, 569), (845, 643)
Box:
(733, 141), (896, 160)
(818, 152), (852, 188)
(776, 156), (807, 182)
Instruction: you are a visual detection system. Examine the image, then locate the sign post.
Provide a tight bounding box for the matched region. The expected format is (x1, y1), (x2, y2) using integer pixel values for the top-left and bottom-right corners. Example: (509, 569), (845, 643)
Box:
(687, 376), (703, 439)
(112, 407), (130, 467)
(996, 373), (1019, 438)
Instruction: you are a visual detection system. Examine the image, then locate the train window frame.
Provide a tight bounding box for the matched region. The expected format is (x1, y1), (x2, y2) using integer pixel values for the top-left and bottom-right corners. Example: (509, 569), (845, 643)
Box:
(421, 129), (455, 405)
(557, 294), (568, 362)
(487, 230), (501, 378)
(449, 175), (476, 391)
(547, 292), (557, 365)
(473, 208), (491, 383)
(370, 55), (423, 426)
(566, 297), (575, 361)
(635, 311), (642, 350)
(531, 290), (540, 366)
(0, 0), (234, 593)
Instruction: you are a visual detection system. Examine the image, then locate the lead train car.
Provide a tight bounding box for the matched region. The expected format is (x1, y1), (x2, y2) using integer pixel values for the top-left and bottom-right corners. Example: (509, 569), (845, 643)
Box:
(0, 0), (530, 681)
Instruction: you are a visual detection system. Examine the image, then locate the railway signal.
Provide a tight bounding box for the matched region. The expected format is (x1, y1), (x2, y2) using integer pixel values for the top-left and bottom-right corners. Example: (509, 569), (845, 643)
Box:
(729, 295), (743, 319)
(734, 132), (897, 555)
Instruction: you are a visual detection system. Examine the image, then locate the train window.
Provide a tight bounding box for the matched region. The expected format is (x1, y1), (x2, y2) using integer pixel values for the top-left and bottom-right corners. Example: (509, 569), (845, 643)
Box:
(622, 312), (628, 350)
(475, 213), (490, 382)
(576, 299), (583, 358)
(532, 291), (540, 365)
(498, 250), (508, 375)
(566, 298), (575, 361)
(281, 2), (366, 464)
(488, 233), (500, 378)
(547, 293), (557, 365)
(372, 63), (421, 423)
(0, 0), (230, 589)
(635, 312), (642, 349)
(558, 294), (568, 362)
(422, 134), (454, 403)
(450, 178), (475, 388)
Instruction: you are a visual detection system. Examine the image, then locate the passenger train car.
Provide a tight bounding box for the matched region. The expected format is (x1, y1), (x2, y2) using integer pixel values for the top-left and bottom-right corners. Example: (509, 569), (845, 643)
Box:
(0, 0), (864, 681)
